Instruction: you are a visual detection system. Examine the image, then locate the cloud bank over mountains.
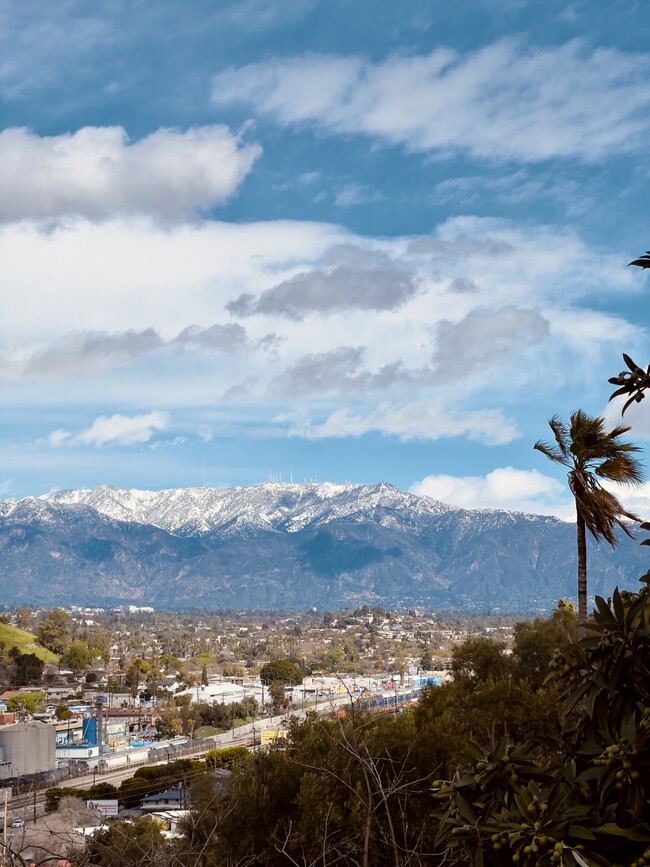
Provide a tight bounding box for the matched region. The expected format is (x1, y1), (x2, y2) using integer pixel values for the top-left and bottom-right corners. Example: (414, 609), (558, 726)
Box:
(0, 210), (639, 490)
(410, 467), (571, 518)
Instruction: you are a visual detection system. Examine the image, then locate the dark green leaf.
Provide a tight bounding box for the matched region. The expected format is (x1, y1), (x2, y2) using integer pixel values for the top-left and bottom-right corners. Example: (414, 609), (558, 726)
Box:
(596, 823), (650, 840)
(623, 354), (638, 371)
(456, 794), (476, 824)
(568, 825), (597, 841)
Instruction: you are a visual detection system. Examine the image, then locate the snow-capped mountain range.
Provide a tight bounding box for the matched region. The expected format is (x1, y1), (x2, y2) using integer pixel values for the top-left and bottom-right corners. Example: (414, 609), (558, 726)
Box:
(37, 481), (453, 535)
(0, 482), (647, 611)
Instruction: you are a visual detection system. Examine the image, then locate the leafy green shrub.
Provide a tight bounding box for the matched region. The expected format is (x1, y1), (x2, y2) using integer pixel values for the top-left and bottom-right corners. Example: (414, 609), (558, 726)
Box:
(432, 578), (650, 867)
(204, 746), (251, 770)
(259, 659), (303, 685)
(118, 758), (205, 807)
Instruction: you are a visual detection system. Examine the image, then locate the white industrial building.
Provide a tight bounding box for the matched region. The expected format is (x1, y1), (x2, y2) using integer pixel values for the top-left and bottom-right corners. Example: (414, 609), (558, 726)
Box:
(0, 721), (56, 775)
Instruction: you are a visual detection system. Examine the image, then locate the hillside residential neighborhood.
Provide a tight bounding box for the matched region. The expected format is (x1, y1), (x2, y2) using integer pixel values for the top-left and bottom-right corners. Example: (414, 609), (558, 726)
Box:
(0, 603), (515, 784)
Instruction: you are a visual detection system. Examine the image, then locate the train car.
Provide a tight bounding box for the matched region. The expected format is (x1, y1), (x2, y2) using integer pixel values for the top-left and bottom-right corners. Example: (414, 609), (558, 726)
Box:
(147, 743), (180, 763)
(5, 758), (87, 794)
(128, 747), (151, 765)
(50, 766), (73, 784)
(96, 752), (130, 773)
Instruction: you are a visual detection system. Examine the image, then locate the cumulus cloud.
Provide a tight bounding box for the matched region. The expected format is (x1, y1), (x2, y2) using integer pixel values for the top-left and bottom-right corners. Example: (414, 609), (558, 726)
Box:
(270, 347), (413, 396)
(432, 307), (550, 381)
(49, 411), (170, 448)
(227, 244), (417, 318)
(272, 346), (364, 395)
(409, 467), (572, 517)
(24, 329), (163, 377)
(0, 125), (261, 223)
(1, 214), (626, 352)
(448, 277), (479, 294)
(406, 216), (635, 311)
(172, 323), (249, 353)
(212, 40), (650, 162)
(16, 324), (252, 379)
(47, 429), (72, 448)
(0, 213), (637, 421)
(283, 401), (519, 444)
(407, 233), (515, 259)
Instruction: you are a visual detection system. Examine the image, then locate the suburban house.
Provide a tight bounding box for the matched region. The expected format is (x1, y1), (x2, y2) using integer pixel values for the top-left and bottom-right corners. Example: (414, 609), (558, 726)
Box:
(140, 789), (183, 811)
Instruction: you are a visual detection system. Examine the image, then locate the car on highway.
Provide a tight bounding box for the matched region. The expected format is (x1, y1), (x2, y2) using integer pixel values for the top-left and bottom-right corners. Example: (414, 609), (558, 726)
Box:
(10, 819), (24, 828)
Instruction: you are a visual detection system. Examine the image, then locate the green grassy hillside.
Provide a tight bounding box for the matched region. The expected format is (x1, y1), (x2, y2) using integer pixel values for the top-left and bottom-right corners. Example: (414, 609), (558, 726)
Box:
(0, 622), (58, 663)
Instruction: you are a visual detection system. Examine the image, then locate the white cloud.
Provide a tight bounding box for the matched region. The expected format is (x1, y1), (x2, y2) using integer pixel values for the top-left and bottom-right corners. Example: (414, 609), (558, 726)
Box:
(212, 40), (650, 162)
(47, 429), (72, 447)
(0, 216), (346, 341)
(228, 244), (417, 319)
(602, 482), (650, 523)
(549, 308), (638, 348)
(0, 213), (639, 419)
(198, 425), (214, 443)
(334, 183), (384, 207)
(410, 467), (573, 517)
(24, 329), (163, 378)
(603, 392), (650, 441)
(50, 411), (170, 448)
(283, 401), (519, 444)
(431, 306), (549, 381)
(0, 125), (261, 223)
(0, 324), (254, 381)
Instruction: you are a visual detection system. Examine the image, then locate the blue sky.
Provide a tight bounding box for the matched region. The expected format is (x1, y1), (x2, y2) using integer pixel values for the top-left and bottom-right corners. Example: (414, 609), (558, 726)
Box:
(1, 0), (650, 517)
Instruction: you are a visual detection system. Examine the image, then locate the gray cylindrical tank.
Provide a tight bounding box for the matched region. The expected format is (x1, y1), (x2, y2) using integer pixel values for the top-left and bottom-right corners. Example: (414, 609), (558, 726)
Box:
(0, 722), (55, 775)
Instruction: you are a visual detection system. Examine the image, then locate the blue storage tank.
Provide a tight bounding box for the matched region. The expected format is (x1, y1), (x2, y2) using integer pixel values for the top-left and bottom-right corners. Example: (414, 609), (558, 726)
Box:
(83, 718), (98, 745)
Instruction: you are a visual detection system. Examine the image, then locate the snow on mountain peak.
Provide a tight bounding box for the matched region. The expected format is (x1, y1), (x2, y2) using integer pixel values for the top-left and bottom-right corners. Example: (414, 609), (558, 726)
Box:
(35, 481), (452, 536)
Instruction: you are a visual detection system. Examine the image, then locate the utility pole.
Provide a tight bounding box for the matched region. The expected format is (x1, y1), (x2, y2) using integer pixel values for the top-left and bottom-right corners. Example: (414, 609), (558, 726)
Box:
(96, 696), (104, 755)
(2, 789), (7, 867)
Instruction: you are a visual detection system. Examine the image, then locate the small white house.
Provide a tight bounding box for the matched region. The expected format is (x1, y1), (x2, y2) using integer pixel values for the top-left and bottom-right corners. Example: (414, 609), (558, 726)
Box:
(140, 789), (183, 811)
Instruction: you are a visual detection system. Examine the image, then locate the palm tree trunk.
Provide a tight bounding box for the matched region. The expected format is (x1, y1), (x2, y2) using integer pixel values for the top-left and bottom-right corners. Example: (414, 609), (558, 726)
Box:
(576, 507), (588, 636)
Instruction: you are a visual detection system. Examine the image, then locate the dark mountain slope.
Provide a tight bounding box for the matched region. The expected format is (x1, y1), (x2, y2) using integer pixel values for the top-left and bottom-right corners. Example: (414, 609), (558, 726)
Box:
(0, 483), (646, 611)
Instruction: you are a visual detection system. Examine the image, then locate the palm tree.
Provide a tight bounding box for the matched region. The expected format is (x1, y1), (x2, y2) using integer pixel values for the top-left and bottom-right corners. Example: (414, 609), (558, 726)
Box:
(534, 410), (644, 630)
